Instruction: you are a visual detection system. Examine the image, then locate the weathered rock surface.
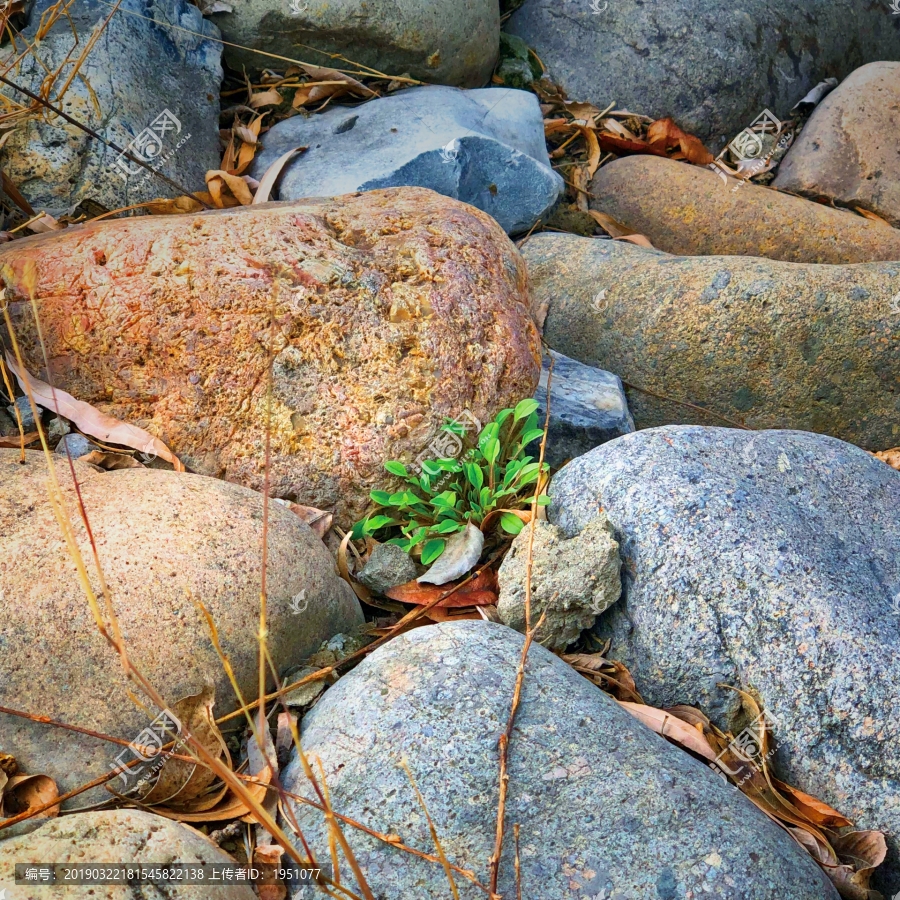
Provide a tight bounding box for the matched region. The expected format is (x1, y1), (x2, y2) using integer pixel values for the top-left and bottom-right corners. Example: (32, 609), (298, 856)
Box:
(356, 542), (417, 594)
(548, 426), (900, 893)
(497, 515), (621, 648)
(0, 450), (362, 798)
(0, 0), (222, 216)
(532, 349), (633, 468)
(506, 0), (900, 145)
(0, 189), (541, 527)
(0, 810), (254, 898)
(281, 621), (837, 899)
(774, 62), (900, 227)
(590, 156), (900, 263)
(250, 87), (563, 235)
(523, 234), (900, 450)
(211, 0), (498, 87)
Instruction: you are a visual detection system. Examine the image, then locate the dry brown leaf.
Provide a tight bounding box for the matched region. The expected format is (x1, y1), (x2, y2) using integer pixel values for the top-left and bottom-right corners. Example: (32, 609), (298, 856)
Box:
(386, 568), (499, 608)
(563, 101), (604, 122)
(576, 126), (602, 178)
(1, 773), (60, 819)
(614, 233), (655, 249)
(596, 132), (668, 158)
(5, 355), (184, 470)
(273, 498), (332, 538)
(601, 118), (637, 139)
(0, 752), (18, 776)
(854, 207), (893, 228)
(586, 209), (633, 238)
(254, 844), (287, 900)
(646, 117), (714, 165)
(233, 114), (266, 176)
(249, 90), (283, 109)
(28, 213), (63, 234)
(421, 605), (485, 623)
(793, 829), (888, 900)
(873, 447), (900, 470)
(0, 431), (39, 447)
(617, 701), (718, 761)
(770, 777), (853, 827)
(146, 195), (207, 215)
(571, 164), (590, 212)
(206, 170), (255, 207)
(80, 450), (143, 470)
(297, 64), (375, 106)
(253, 147), (306, 204)
(418, 521), (484, 585)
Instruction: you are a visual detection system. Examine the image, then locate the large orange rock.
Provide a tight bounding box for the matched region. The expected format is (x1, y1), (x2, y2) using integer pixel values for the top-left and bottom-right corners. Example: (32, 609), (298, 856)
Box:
(1, 188), (541, 526)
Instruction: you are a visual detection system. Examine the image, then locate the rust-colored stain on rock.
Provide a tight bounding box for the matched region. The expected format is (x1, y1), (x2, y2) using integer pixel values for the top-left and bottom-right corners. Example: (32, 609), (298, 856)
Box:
(1, 188), (541, 526)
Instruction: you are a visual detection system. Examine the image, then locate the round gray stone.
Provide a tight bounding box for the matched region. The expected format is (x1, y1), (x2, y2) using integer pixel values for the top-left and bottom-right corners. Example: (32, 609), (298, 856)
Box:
(281, 620), (837, 899)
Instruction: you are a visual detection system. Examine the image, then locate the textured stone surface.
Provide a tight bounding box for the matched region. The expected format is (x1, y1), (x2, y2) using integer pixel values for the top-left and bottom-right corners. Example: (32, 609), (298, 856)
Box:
(548, 426), (900, 893)
(356, 542), (417, 594)
(0, 0), (221, 215)
(250, 87), (563, 235)
(507, 0), (900, 145)
(532, 349), (633, 468)
(591, 155), (900, 263)
(211, 0), (498, 86)
(0, 810), (254, 898)
(281, 621), (837, 899)
(497, 515), (621, 649)
(0, 450), (362, 799)
(523, 234), (900, 450)
(774, 62), (900, 226)
(0, 189), (541, 528)
(54, 433), (92, 458)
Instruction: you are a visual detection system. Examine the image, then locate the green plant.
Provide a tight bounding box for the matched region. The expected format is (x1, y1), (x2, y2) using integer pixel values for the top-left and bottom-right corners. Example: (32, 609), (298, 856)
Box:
(351, 399), (550, 565)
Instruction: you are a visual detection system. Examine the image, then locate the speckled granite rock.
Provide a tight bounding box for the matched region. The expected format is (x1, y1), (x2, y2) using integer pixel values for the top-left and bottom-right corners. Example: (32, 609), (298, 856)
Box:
(774, 62), (900, 227)
(249, 87), (563, 235)
(0, 810), (254, 898)
(356, 542), (417, 594)
(590, 156), (900, 263)
(0, 0), (221, 216)
(281, 621), (837, 899)
(523, 234), (900, 450)
(211, 0), (498, 86)
(0, 189), (541, 528)
(532, 349), (634, 468)
(0, 450), (362, 801)
(506, 0), (900, 145)
(549, 426), (900, 894)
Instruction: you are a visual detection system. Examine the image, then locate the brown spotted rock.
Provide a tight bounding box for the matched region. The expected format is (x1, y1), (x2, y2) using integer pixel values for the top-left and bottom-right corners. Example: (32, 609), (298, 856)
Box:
(590, 155), (900, 264)
(0, 450), (362, 800)
(0, 188), (541, 528)
(523, 234), (900, 450)
(774, 63), (900, 227)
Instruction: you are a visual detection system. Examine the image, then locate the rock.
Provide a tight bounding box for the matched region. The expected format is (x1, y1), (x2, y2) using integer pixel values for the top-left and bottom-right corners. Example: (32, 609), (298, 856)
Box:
(0, 410), (14, 437)
(532, 349), (634, 468)
(548, 426), (900, 893)
(54, 433), (93, 458)
(47, 417), (69, 441)
(0, 0), (222, 216)
(506, 0), (899, 145)
(590, 155), (900, 264)
(356, 543), (417, 594)
(249, 87), (563, 235)
(522, 233), (900, 450)
(1, 188), (541, 528)
(774, 63), (900, 228)
(281, 621), (838, 899)
(495, 33), (542, 90)
(8, 396), (35, 431)
(0, 450), (363, 799)
(497, 515), (621, 649)
(211, 0), (498, 87)
(0, 810), (255, 898)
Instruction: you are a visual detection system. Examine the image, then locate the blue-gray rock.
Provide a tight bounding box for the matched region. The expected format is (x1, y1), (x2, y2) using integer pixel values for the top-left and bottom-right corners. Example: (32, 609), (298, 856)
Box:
(356, 542), (417, 594)
(8, 396), (35, 431)
(210, 0), (499, 87)
(0, 410), (14, 437)
(506, 0), (900, 146)
(0, 0), (222, 215)
(249, 86), (563, 235)
(549, 426), (900, 894)
(532, 349), (634, 468)
(55, 433), (93, 458)
(281, 621), (837, 899)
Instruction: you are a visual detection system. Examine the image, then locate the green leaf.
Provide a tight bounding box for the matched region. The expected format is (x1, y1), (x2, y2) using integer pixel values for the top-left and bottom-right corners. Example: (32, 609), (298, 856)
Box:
(520, 428), (545, 446)
(500, 513), (526, 535)
(362, 515), (397, 534)
(369, 490), (392, 506)
(434, 519), (465, 534)
(513, 398), (539, 422)
(483, 437), (500, 464)
(478, 421), (500, 450)
(421, 460), (442, 477)
(536, 495), (551, 506)
(384, 461), (408, 477)
(494, 408), (514, 429)
(350, 520), (367, 540)
(430, 491), (458, 509)
(465, 461), (484, 491)
(420, 539), (446, 565)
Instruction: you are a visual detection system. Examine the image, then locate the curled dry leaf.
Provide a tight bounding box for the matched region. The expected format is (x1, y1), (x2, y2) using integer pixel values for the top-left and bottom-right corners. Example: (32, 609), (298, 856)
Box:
(80, 450), (144, 470)
(417, 521), (484, 585)
(253, 147), (306, 205)
(770, 778), (852, 827)
(646, 117), (714, 165)
(617, 701), (718, 761)
(387, 568), (499, 609)
(5, 355), (184, 470)
(0, 773), (60, 819)
(248, 90), (283, 110)
(272, 498), (332, 539)
(0, 431), (38, 447)
(205, 170), (255, 207)
(873, 447), (900, 470)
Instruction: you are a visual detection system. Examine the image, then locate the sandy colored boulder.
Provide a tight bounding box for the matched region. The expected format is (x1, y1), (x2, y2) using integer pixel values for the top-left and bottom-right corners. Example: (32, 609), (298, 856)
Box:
(591, 156), (900, 263)
(0, 450), (362, 798)
(0, 189), (541, 528)
(774, 63), (900, 227)
(0, 810), (254, 898)
(523, 234), (900, 450)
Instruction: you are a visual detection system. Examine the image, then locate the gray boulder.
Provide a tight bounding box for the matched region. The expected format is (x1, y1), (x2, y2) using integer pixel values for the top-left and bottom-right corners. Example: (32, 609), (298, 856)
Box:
(774, 62), (900, 227)
(533, 349), (634, 468)
(0, 0), (222, 215)
(356, 542), (417, 594)
(211, 0), (499, 87)
(506, 0), (900, 146)
(54, 433), (93, 458)
(249, 86), (563, 234)
(549, 426), (900, 893)
(281, 621), (837, 899)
